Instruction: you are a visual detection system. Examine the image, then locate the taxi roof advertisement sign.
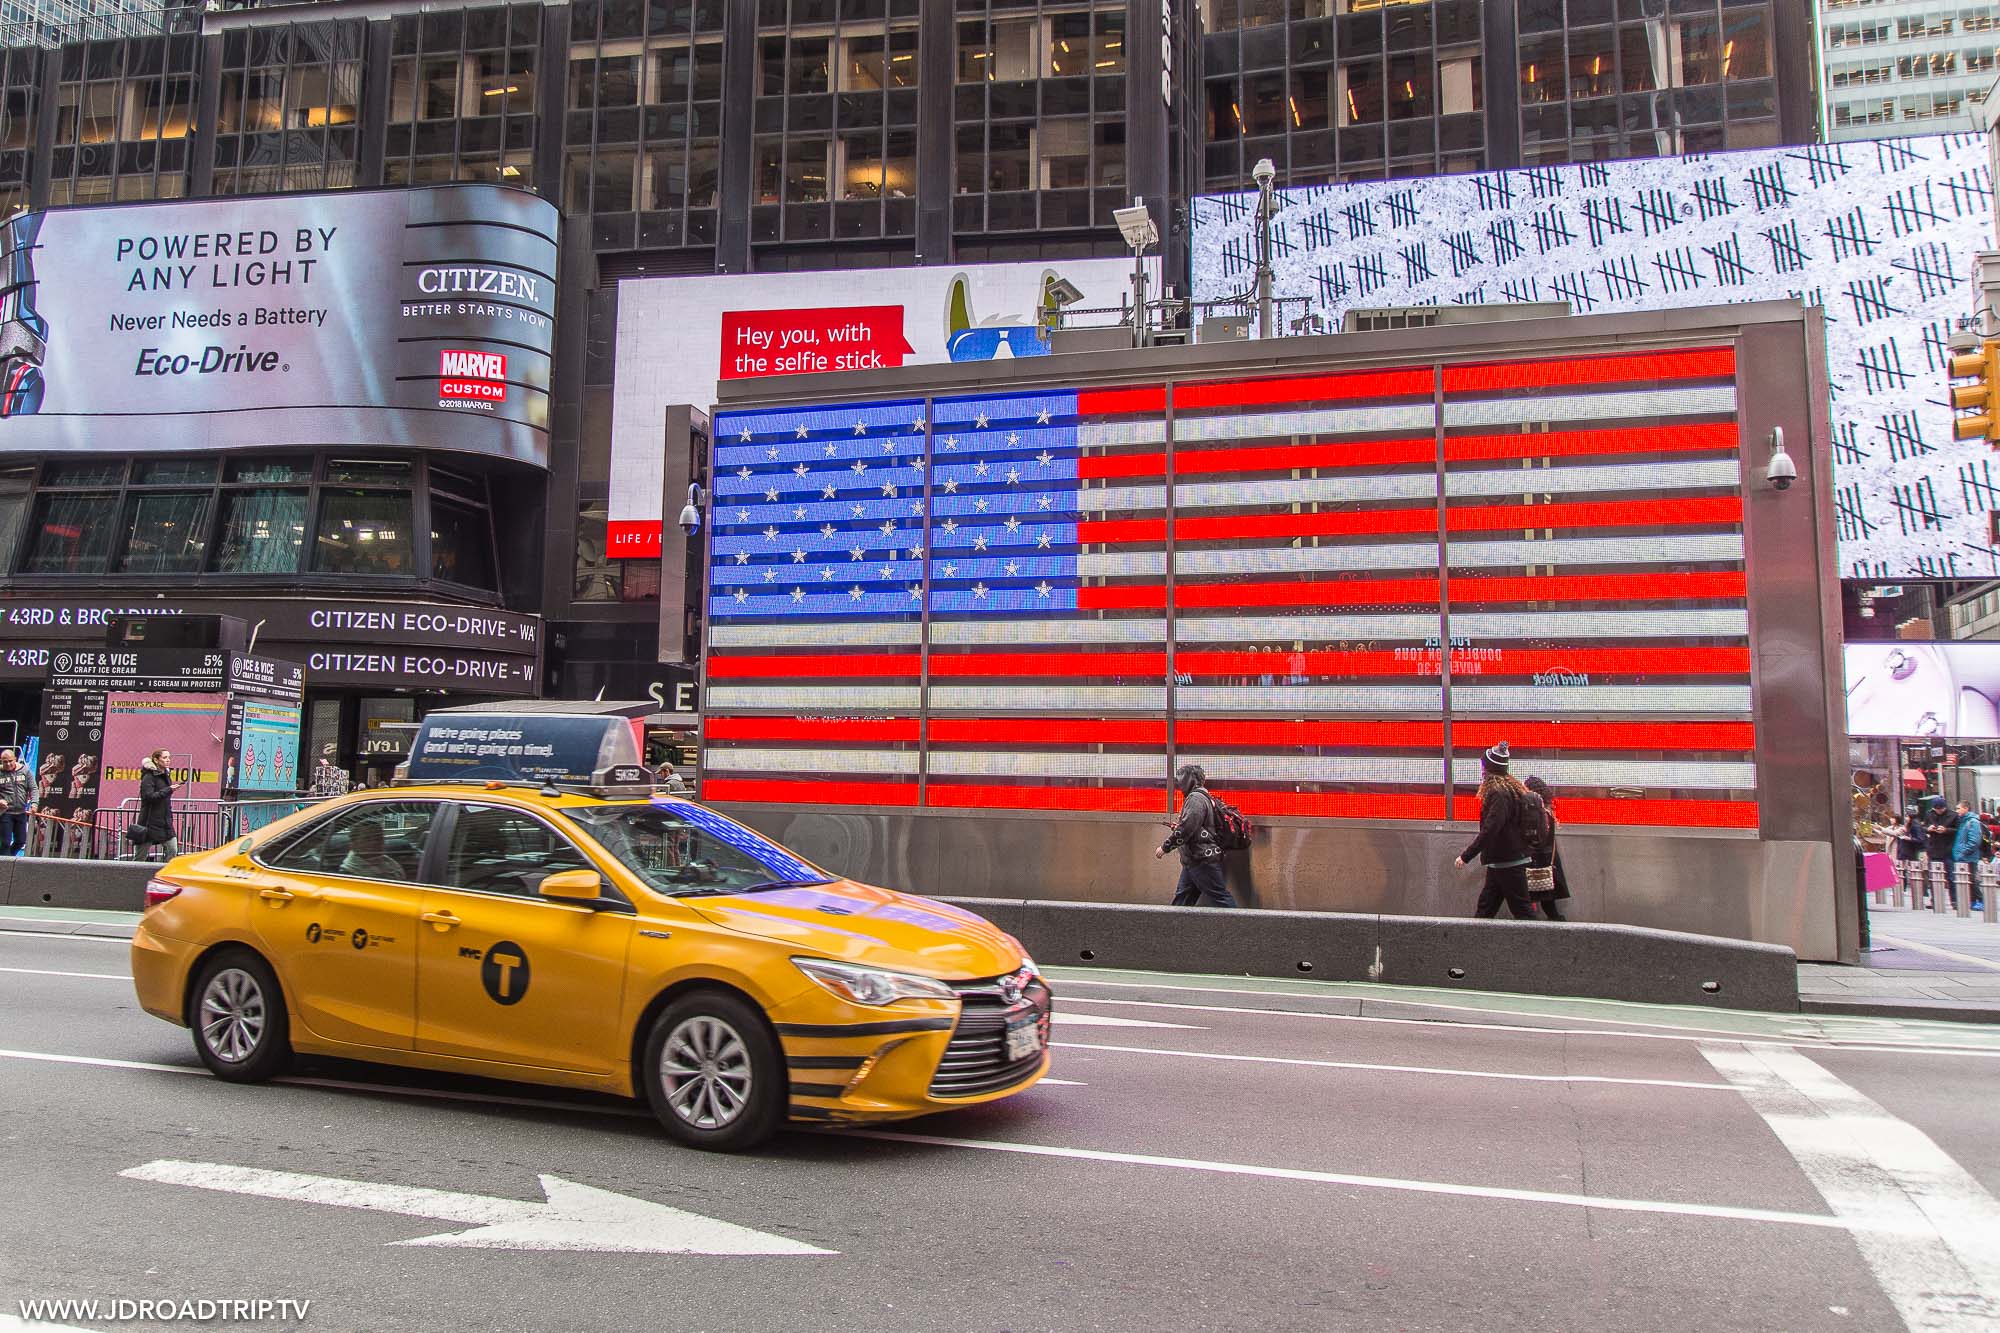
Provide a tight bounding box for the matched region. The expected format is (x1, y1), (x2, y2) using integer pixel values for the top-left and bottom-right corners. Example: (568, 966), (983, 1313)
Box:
(0, 184), (557, 467)
(403, 713), (642, 785)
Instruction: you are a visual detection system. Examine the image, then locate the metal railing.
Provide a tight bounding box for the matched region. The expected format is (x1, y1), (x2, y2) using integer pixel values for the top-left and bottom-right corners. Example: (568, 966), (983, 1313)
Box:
(25, 795), (329, 861)
(1871, 858), (2000, 924)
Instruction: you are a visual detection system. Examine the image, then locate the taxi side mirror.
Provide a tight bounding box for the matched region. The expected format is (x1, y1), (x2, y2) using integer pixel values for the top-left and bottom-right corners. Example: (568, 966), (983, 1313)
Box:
(539, 868), (607, 903)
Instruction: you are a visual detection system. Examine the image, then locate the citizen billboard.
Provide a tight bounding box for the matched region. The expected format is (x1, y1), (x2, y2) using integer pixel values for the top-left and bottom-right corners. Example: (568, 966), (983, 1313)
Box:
(0, 184), (557, 467)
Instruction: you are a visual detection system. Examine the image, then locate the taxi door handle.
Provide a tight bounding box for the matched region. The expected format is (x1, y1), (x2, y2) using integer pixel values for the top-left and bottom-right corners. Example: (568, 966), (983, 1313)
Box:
(258, 889), (294, 905)
(419, 911), (460, 932)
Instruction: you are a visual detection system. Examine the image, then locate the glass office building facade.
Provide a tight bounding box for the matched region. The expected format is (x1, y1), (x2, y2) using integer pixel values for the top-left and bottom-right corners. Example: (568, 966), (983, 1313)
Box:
(1821, 0), (2000, 141)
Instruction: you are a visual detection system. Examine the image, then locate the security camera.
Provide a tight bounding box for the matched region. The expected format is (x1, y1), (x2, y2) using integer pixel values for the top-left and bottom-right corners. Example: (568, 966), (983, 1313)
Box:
(1765, 428), (1796, 491)
(677, 482), (702, 538)
(1251, 157), (1277, 189)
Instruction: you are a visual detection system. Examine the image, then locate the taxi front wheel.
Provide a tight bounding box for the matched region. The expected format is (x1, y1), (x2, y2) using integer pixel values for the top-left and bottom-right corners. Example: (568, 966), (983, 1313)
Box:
(189, 949), (292, 1083)
(640, 992), (784, 1151)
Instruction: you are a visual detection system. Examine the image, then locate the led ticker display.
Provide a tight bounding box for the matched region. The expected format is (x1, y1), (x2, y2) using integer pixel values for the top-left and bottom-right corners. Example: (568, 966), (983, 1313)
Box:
(703, 348), (1761, 829)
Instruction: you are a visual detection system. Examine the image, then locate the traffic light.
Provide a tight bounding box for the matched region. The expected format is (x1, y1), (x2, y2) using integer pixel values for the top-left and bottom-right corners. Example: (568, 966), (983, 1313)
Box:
(1949, 339), (2000, 442)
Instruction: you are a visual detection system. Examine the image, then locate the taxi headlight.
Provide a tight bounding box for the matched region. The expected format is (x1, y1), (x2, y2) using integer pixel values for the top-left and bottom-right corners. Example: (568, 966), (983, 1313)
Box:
(792, 957), (955, 1007)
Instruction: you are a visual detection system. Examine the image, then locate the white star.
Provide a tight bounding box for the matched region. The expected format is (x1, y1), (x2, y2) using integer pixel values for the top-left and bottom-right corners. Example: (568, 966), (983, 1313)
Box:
(942, 435), (959, 451)
(910, 501), (924, 517)
(1036, 532), (1052, 549)
(764, 487), (780, 502)
(766, 446), (779, 459)
(793, 463), (810, 477)
(943, 478), (959, 494)
(1037, 495), (1053, 510)
(738, 428), (752, 442)
(881, 480), (899, 497)
(791, 586), (805, 602)
(733, 587), (748, 602)
(1037, 450), (1054, 467)
(1005, 515), (1022, 532)
(879, 520), (897, 536)
(796, 424), (809, 439)
(906, 543), (924, 560)
(911, 456), (926, 471)
(792, 506), (806, 520)
(821, 524), (837, 538)
(821, 568), (835, 581)
(1006, 431), (1021, 447)
(824, 442), (837, 456)
(763, 526), (780, 543)
(909, 583), (924, 600)
(1035, 580), (1053, 597)
(1036, 408), (1052, 425)
(791, 548), (807, 563)
(974, 497), (990, 512)
(735, 508), (750, 523)
(942, 562), (959, 579)
(763, 568), (777, 582)
(850, 546), (866, 561)
(973, 533), (989, 551)
(975, 412), (990, 429)
(851, 503), (866, 518)
(1004, 560), (1020, 576)
(974, 460), (991, 477)
(821, 484), (837, 499)
(850, 585), (865, 601)
(972, 582), (989, 599)
(1004, 467), (1021, 485)
(854, 420), (868, 435)
(881, 439), (896, 454)
(733, 550), (749, 565)
(942, 518), (959, 535)
(736, 466), (752, 480)
(851, 459), (869, 474)
(910, 419), (924, 433)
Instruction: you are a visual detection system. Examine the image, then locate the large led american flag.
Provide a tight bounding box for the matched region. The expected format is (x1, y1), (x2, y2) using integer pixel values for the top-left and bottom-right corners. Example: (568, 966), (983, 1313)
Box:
(702, 346), (1756, 830)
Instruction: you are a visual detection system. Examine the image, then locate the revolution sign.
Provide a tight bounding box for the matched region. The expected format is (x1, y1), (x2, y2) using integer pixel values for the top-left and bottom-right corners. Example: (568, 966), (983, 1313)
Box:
(0, 185), (557, 466)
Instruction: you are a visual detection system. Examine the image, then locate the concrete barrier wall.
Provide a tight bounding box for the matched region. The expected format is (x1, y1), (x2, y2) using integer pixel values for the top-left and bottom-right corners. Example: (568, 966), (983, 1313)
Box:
(0, 858), (155, 911)
(942, 896), (1800, 1013)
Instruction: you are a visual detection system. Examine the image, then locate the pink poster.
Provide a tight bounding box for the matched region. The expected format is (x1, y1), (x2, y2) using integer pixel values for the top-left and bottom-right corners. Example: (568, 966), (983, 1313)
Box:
(96, 693), (227, 824)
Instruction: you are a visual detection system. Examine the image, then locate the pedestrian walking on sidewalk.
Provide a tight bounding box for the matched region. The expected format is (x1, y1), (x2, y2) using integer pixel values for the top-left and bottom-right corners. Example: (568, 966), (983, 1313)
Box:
(129, 749), (179, 862)
(1155, 764), (1237, 908)
(1952, 801), (1988, 911)
(1522, 775), (1571, 922)
(1454, 742), (1544, 921)
(1923, 796), (1961, 908)
(0, 748), (36, 857)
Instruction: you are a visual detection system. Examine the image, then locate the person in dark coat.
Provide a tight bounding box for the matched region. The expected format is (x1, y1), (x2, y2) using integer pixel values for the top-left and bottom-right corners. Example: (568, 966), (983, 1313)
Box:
(1523, 775), (1571, 922)
(1454, 742), (1539, 920)
(133, 749), (179, 861)
(1921, 795), (1961, 908)
(1154, 764), (1236, 908)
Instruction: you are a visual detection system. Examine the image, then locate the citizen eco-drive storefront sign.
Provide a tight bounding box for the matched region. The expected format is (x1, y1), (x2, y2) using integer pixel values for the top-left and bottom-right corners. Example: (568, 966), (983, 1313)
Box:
(0, 184), (557, 465)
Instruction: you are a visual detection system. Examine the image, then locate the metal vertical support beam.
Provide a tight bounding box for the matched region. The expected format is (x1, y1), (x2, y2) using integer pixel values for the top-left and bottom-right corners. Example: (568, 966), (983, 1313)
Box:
(914, 0), (953, 266)
(534, 2), (570, 209)
(1431, 362), (1452, 829)
(1771, 0), (1818, 148)
(357, 16), (393, 188)
(28, 45), (57, 210)
(916, 394), (934, 808)
(657, 404), (697, 667)
(1126, 0), (1172, 281)
(1479, 0), (1520, 171)
(717, 0), (757, 273)
(189, 33), (224, 198)
(1162, 375), (1178, 812)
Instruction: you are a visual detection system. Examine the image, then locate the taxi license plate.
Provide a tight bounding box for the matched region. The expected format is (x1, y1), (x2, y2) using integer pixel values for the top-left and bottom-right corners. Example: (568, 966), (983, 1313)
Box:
(1004, 1013), (1043, 1062)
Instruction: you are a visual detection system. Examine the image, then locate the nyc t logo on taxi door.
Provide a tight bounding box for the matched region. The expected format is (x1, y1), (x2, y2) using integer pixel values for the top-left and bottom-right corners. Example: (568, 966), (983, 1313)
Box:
(481, 941), (530, 1005)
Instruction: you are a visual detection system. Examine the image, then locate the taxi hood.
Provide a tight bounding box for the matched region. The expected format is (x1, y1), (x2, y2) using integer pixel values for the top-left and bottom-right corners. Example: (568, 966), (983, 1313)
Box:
(687, 880), (1024, 980)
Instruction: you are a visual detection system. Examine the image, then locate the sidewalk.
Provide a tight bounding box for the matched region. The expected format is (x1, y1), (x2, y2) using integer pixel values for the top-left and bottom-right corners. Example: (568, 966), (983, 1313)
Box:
(1797, 904), (2000, 1022)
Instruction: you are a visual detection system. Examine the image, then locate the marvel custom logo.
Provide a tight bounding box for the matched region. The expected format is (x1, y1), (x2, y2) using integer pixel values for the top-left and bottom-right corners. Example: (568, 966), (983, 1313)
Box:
(438, 348), (507, 401)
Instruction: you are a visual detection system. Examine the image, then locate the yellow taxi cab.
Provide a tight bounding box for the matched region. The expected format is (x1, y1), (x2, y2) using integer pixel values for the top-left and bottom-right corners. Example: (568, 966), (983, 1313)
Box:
(129, 782), (1052, 1150)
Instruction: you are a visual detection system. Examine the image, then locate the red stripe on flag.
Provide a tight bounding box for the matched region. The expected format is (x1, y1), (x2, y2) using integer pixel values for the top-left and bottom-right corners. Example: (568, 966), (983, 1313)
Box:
(702, 779), (919, 807)
(706, 653), (919, 679)
(1449, 795), (1756, 829)
(1224, 790), (1444, 820)
(924, 783), (1170, 814)
(1174, 438), (1438, 474)
(1078, 385), (1166, 415)
(1079, 517), (1169, 544)
(704, 717), (922, 743)
(1175, 646), (1750, 677)
(928, 651), (1167, 678)
(1447, 571), (1747, 603)
(1446, 496), (1743, 533)
(1173, 368), (1434, 409)
(1079, 584), (1170, 609)
(1442, 347), (1735, 393)
(929, 718), (1170, 745)
(1451, 721), (1757, 751)
(1079, 451), (1169, 479)
(1177, 719), (1446, 748)
(1444, 422), (1740, 462)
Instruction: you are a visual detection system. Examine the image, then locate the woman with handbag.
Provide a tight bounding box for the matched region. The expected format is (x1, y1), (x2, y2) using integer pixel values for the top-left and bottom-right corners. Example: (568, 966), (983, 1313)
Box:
(1523, 775), (1572, 922)
(129, 749), (179, 862)
(1453, 742), (1538, 919)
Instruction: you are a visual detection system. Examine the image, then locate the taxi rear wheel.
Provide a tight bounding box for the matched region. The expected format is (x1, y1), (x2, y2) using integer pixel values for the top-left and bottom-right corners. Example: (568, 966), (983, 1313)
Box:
(189, 949), (292, 1083)
(641, 992), (784, 1151)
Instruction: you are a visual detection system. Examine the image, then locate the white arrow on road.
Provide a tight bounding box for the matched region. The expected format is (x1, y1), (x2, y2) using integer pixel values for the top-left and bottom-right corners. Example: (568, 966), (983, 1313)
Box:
(122, 1159), (833, 1256)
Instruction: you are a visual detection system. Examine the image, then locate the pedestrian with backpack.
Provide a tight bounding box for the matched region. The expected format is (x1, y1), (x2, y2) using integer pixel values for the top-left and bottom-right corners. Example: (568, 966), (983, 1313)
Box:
(1155, 764), (1238, 908)
(1453, 742), (1546, 920)
(1522, 775), (1571, 921)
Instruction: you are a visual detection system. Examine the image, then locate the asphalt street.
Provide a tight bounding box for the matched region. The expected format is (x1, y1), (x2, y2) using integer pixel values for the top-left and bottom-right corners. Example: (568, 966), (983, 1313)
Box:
(2, 924), (1999, 1333)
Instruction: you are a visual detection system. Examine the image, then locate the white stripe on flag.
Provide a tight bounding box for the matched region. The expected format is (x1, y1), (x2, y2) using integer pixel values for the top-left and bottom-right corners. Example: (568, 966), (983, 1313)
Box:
(1443, 458), (1740, 499)
(1080, 551), (1171, 578)
(1450, 684), (1752, 713)
(706, 748), (920, 775)
(932, 618), (1168, 645)
(709, 622), (923, 648)
(1172, 403), (1435, 441)
(1175, 613), (1445, 642)
(1442, 384), (1737, 427)
(1178, 754), (1445, 784)
(927, 752), (1163, 781)
(1175, 544), (1438, 577)
(929, 685), (1167, 711)
(1176, 473), (1437, 509)
(1449, 609), (1749, 638)
(706, 685), (921, 710)
(1079, 484), (1170, 513)
(1076, 419), (1169, 448)
(1175, 685), (1446, 711)
(1448, 758), (1757, 789)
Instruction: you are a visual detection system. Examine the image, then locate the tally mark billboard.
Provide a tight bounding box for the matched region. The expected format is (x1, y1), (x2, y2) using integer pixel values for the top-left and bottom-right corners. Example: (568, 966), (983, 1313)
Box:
(0, 184), (557, 467)
(1190, 133), (1995, 583)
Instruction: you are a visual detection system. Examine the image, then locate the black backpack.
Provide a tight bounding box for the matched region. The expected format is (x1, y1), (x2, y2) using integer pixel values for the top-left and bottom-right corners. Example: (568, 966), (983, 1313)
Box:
(1514, 788), (1551, 853)
(1208, 794), (1254, 852)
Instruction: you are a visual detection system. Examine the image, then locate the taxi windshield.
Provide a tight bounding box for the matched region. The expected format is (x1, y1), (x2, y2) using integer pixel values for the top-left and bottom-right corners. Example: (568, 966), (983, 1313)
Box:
(565, 802), (833, 897)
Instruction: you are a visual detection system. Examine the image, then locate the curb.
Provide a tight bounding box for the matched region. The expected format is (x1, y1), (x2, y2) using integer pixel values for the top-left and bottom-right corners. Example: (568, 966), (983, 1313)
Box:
(1799, 996), (2000, 1025)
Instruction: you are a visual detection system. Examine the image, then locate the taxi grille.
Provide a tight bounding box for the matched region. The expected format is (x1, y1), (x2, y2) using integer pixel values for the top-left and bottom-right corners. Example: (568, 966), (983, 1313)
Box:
(928, 975), (1049, 1098)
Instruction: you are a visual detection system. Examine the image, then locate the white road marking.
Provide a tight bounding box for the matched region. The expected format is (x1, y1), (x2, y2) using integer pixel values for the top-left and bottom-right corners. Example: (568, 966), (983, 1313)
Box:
(1053, 1040), (1735, 1091)
(0, 928), (129, 942)
(843, 1129), (1922, 1235)
(1702, 1043), (2000, 1330)
(0, 965), (125, 981)
(1050, 1012), (1200, 1030)
(0, 1048), (200, 1076)
(1870, 933), (2000, 976)
(122, 1159), (834, 1255)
